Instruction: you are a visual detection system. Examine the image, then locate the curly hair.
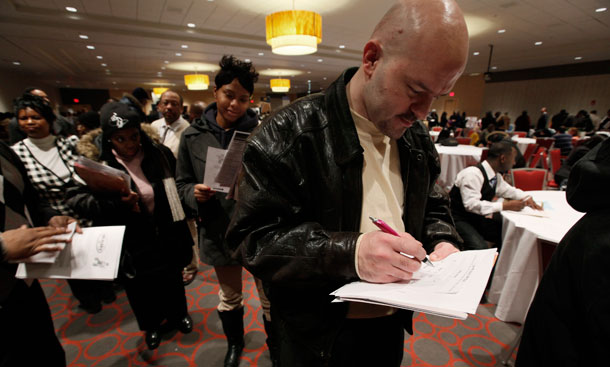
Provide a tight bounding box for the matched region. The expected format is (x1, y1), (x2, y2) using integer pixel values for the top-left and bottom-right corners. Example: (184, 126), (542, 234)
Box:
(214, 55), (259, 95)
(14, 93), (56, 125)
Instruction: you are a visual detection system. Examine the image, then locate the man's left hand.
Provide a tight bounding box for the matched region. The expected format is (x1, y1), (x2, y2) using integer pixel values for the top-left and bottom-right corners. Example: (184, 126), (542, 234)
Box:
(523, 197), (543, 210)
(48, 216), (83, 234)
(429, 241), (459, 262)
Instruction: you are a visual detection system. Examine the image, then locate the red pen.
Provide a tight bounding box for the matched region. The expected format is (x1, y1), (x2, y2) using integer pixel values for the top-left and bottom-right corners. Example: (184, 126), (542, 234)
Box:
(369, 216), (434, 267)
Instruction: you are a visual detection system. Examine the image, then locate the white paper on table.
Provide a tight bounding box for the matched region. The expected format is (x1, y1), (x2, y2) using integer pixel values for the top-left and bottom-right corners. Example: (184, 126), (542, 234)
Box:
(15, 225), (126, 280)
(513, 206), (550, 218)
(331, 249), (497, 319)
(203, 147), (229, 193)
(16, 222), (77, 264)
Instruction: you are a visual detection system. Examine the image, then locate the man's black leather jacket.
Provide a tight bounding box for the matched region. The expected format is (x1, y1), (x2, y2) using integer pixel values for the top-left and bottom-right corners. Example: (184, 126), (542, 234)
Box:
(227, 67), (461, 365)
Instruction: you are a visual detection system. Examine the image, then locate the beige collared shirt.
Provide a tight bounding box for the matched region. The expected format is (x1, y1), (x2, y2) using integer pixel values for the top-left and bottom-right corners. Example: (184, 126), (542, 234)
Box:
(152, 116), (190, 158)
(346, 83), (404, 318)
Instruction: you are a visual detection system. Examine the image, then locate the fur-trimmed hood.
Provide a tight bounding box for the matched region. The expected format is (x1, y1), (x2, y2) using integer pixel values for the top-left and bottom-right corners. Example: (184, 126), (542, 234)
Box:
(77, 123), (160, 162)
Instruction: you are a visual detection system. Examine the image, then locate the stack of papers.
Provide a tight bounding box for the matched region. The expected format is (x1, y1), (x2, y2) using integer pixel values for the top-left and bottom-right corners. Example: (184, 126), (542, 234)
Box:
(16, 225), (126, 280)
(331, 249), (497, 320)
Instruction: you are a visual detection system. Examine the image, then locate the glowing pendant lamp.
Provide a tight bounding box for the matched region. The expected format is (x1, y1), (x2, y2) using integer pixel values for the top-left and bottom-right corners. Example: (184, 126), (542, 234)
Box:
(153, 87), (168, 95)
(270, 78), (291, 93)
(184, 74), (210, 90)
(266, 6), (322, 56)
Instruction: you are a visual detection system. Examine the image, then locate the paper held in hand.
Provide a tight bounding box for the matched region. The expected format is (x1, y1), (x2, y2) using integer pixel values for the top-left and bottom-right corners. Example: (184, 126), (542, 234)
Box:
(331, 248), (498, 320)
(74, 157), (131, 194)
(203, 130), (250, 193)
(15, 225), (126, 281)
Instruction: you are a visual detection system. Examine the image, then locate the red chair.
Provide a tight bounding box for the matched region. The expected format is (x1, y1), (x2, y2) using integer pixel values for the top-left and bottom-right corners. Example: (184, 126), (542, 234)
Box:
(535, 137), (554, 151)
(546, 149), (562, 188)
(510, 168), (547, 191)
(432, 126), (442, 132)
(513, 131), (527, 138)
(480, 148), (489, 162)
(455, 127), (463, 137)
(456, 137), (471, 145)
(522, 144), (537, 166)
(529, 147), (549, 170)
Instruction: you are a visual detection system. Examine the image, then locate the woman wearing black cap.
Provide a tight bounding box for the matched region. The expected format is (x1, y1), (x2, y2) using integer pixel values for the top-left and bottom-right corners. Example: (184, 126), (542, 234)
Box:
(66, 102), (193, 350)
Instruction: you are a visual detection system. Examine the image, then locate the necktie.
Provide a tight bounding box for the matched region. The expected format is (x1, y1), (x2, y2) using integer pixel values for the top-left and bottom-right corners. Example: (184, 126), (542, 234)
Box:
(161, 125), (170, 144)
(489, 176), (497, 189)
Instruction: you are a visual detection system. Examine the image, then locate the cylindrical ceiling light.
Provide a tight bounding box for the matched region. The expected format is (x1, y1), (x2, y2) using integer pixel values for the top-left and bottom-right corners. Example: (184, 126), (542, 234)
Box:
(184, 74), (210, 90)
(153, 87), (169, 95)
(266, 10), (322, 55)
(270, 78), (291, 93)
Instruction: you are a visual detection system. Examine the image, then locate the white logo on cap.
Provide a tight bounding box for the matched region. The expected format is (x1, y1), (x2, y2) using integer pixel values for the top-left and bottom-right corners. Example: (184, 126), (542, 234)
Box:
(110, 112), (128, 128)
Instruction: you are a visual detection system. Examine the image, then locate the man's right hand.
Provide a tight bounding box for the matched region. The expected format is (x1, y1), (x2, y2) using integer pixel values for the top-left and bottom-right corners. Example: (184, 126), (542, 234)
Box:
(502, 199), (526, 211)
(357, 231), (427, 283)
(1, 225), (69, 261)
(194, 184), (215, 203)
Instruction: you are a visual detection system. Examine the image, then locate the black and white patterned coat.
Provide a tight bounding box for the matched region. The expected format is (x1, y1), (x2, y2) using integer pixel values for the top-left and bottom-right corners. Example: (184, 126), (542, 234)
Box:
(11, 135), (89, 225)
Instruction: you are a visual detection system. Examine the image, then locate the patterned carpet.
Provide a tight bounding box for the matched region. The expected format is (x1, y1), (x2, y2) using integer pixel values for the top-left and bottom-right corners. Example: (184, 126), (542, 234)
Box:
(41, 265), (520, 367)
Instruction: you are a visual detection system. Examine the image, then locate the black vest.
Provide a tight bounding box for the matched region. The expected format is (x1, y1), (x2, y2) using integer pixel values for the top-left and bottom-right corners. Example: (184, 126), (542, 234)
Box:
(450, 163), (497, 225)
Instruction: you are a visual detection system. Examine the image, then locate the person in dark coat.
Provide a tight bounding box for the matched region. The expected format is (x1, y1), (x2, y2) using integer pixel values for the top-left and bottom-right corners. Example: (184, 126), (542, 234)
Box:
(516, 135), (610, 366)
(119, 87), (149, 123)
(66, 102), (193, 350)
(514, 110), (531, 132)
(175, 55), (271, 367)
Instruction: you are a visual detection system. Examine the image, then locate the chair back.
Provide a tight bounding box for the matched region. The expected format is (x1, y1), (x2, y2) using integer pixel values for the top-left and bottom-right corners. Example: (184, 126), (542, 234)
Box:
(549, 148), (562, 175)
(529, 147), (549, 169)
(432, 126), (442, 132)
(535, 137), (554, 151)
(513, 131), (527, 138)
(455, 127), (463, 137)
(522, 143), (537, 165)
(456, 137), (471, 145)
(480, 148), (489, 162)
(510, 168), (547, 191)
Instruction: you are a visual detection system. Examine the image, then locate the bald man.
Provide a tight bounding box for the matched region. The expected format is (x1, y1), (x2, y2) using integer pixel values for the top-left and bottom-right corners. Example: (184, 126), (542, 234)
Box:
(226, 1), (468, 365)
(188, 101), (206, 123)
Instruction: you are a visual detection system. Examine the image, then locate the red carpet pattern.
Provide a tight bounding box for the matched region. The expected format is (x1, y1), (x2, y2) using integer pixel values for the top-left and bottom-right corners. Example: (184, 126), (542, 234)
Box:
(41, 265), (519, 366)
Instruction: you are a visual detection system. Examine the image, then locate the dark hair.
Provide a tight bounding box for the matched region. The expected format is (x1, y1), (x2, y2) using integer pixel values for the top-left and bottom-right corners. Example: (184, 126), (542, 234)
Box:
(77, 110), (101, 130)
(14, 93), (56, 125)
(23, 86), (42, 94)
(160, 90), (183, 105)
(488, 139), (514, 159)
(214, 55), (259, 95)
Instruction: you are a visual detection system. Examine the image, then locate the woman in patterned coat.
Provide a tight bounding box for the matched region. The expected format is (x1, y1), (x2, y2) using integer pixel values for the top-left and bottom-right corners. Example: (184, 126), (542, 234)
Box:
(11, 93), (114, 313)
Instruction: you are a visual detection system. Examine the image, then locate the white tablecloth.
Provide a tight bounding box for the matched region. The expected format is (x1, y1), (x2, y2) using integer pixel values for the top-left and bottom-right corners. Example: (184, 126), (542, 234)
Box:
(511, 136), (536, 154)
(429, 130), (440, 142)
(488, 191), (584, 323)
(434, 144), (483, 191)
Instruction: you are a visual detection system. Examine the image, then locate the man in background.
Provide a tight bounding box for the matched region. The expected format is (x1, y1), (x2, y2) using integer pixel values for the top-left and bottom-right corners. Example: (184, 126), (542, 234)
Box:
(188, 101), (206, 123)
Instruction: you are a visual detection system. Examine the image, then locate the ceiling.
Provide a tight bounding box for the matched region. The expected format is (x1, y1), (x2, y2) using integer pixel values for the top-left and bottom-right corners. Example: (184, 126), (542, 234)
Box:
(0, 0), (608, 94)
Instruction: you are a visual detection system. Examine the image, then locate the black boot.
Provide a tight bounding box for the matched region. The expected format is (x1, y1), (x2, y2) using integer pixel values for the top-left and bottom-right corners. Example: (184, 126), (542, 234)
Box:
(218, 308), (245, 367)
(263, 316), (279, 367)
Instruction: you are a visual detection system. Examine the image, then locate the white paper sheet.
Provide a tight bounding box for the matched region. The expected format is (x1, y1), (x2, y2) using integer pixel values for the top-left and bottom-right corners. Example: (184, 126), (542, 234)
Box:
(15, 225), (126, 280)
(331, 249), (497, 319)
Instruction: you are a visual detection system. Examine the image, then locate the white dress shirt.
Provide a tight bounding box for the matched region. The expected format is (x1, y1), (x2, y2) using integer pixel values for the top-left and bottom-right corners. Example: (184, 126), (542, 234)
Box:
(454, 160), (527, 216)
(151, 116), (190, 158)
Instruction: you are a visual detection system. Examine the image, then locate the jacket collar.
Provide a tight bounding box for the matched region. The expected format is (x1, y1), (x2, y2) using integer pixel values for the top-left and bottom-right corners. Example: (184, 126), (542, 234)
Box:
(325, 67), (363, 165)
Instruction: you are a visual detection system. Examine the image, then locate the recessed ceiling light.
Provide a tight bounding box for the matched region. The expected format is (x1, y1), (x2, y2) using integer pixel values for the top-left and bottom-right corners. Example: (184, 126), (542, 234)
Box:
(595, 7), (607, 13)
(105, 69), (110, 72)
(574, 56), (582, 60)
(339, 45), (345, 49)
(335, 49), (341, 53)
(534, 41), (543, 46)
(491, 66), (498, 70)
(187, 23), (196, 28)
(86, 45), (95, 50)
(65, 7), (77, 12)
(12, 61), (21, 65)
(307, 71), (311, 74)
(112, 81), (117, 85)
(175, 52), (182, 56)
(101, 63), (107, 67)
(244, 58), (251, 62)
(96, 56), (103, 59)
(323, 77), (327, 80)
(473, 51), (480, 56)
(164, 60), (169, 64)
(161, 66), (166, 70)
(317, 58), (323, 62)
(258, 52), (264, 56)
(469, 72), (480, 76)
(79, 34), (88, 39)
(497, 29), (506, 34)
(181, 44), (188, 48)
